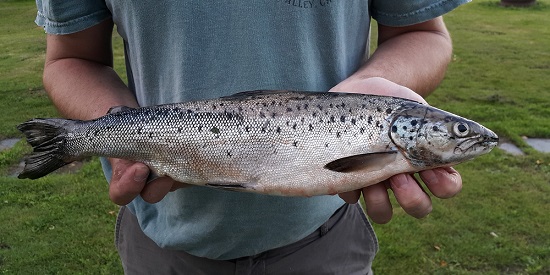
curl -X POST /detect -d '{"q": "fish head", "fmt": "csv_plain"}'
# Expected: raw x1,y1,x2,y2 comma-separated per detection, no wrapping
389,104,499,168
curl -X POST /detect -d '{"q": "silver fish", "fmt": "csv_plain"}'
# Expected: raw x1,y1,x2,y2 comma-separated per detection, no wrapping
17,90,498,196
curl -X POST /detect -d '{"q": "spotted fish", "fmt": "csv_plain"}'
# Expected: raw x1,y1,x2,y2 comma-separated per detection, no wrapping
17,90,498,196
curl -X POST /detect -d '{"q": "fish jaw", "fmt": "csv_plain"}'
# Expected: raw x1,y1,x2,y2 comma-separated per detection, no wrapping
389,103,499,169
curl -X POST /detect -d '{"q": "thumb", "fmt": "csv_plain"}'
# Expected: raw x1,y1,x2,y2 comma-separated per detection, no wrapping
109,159,149,205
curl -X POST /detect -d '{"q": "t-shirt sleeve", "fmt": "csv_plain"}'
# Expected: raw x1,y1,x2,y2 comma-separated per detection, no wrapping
370,0,470,27
35,0,111,34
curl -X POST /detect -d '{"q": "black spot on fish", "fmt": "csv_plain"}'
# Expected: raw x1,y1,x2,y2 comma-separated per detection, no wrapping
367,116,373,124
292,123,297,130
226,151,232,157
392,125,398,133
317,105,323,111
376,107,382,112
312,112,317,117
259,112,266,118
386,108,392,114
330,116,335,123
212,104,217,110
286,107,293,112
409,136,414,141
403,126,407,131
329,103,334,108
148,132,154,139
336,131,341,138
340,115,346,123
186,109,193,114
304,103,309,110
308,124,314,131
432,126,439,131
411,120,418,126
360,127,365,134
245,126,251,132
211,127,220,134
276,126,281,134
177,127,183,133
237,106,243,112
351,118,357,125
293,141,298,147
271,112,277,118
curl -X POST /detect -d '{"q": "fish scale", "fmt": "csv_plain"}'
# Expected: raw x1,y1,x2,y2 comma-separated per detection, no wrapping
17,90,498,196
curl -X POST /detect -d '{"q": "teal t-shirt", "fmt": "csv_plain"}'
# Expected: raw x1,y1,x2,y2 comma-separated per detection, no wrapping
35,0,468,260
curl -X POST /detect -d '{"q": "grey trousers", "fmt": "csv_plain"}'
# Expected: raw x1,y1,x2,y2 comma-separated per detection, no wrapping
115,203,378,275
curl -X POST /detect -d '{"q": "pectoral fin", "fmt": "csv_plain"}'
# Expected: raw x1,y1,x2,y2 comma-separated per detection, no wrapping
324,151,398,173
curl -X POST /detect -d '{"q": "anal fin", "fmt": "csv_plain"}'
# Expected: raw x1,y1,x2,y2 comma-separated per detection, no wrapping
206,182,254,192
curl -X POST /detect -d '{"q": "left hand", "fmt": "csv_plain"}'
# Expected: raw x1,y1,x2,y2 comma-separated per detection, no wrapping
329,77,463,224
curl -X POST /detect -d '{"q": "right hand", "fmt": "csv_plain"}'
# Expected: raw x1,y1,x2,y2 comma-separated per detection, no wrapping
108,158,189,205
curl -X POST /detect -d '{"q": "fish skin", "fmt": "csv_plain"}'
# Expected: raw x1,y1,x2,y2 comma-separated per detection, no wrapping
17,90,498,196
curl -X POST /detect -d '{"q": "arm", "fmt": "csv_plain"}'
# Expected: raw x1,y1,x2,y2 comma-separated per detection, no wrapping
43,19,181,205
331,17,462,223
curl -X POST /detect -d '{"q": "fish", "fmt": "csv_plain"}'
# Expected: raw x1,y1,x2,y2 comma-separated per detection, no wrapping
17,90,498,196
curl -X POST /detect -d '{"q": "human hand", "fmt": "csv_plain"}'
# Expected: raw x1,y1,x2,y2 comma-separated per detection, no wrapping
108,158,189,205
329,77,463,224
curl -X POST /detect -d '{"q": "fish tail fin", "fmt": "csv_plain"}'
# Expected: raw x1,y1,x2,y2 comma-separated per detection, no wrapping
17,118,77,179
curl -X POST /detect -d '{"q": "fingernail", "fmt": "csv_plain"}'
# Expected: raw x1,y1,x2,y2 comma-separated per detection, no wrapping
422,170,437,184
391,174,410,190
133,166,149,182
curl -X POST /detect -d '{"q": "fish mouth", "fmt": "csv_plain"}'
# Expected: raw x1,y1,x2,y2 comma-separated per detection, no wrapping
455,132,499,154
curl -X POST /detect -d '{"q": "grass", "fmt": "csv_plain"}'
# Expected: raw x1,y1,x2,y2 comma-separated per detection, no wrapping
1,0,549,274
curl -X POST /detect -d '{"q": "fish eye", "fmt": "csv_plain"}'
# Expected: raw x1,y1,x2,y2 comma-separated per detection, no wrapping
453,122,470,137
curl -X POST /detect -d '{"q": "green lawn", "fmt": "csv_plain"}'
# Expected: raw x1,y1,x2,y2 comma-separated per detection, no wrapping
1,0,549,274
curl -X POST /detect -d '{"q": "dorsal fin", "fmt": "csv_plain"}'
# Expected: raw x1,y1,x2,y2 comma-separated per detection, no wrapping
107,106,134,115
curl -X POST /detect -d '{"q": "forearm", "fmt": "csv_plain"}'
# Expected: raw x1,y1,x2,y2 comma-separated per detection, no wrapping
334,17,453,97
44,58,136,120
42,19,137,121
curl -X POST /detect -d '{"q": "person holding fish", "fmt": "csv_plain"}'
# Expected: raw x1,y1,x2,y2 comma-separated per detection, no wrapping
32,1,473,274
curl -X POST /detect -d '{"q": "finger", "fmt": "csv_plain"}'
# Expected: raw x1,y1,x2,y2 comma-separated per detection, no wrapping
330,77,428,104
141,177,178,204
389,173,432,219
109,160,149,206
419,167,462,199
362,182,393,224
338,190,361,204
